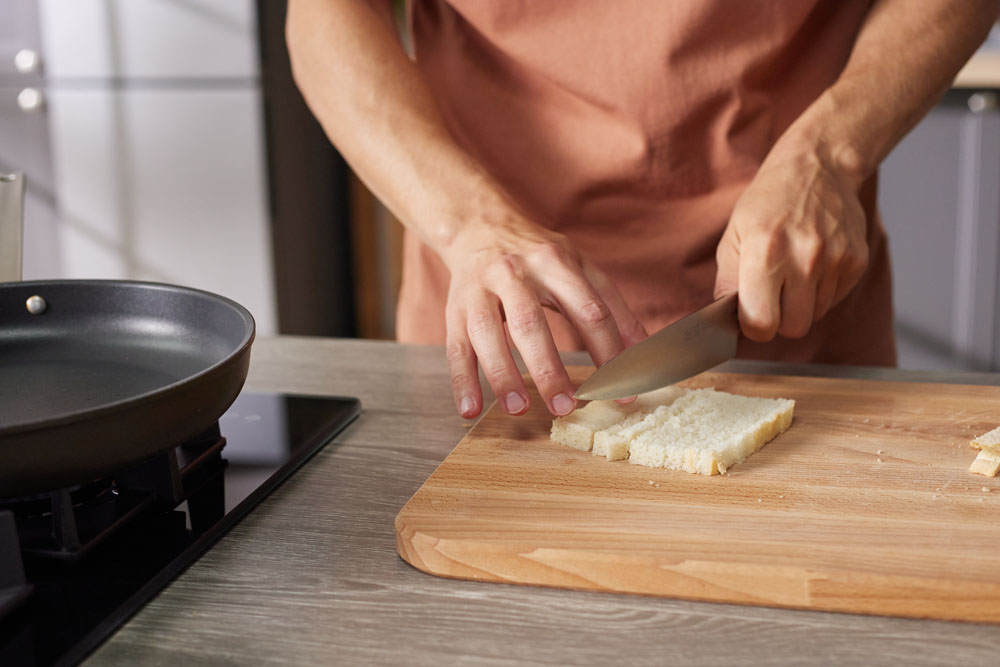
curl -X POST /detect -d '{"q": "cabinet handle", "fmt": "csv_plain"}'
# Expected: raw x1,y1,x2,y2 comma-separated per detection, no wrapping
17,88,45,113
14,48,42,74
968,91,998,114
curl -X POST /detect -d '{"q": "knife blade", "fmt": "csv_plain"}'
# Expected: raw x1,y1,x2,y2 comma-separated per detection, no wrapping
574,293,739,400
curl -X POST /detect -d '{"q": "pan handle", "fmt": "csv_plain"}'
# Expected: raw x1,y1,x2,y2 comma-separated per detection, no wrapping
0,172,25,284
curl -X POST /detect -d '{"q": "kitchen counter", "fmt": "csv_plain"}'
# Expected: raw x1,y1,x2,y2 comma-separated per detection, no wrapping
87,337,1000,667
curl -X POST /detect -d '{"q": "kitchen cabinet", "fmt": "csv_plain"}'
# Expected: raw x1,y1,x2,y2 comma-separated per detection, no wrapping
879,88,1000,372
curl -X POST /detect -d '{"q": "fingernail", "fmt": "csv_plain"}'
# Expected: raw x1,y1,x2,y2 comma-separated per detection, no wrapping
552,393,575,416
504,392,526,414
460,396,474,416
615,395,637,405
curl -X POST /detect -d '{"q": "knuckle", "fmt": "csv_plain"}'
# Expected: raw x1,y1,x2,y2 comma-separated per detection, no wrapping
490,255,525,283
445,340,472,365
762,232,789,263
825,242,847,268
621,319,646,344
466,310,497,339
740,312,777,342
577,299,613,327
534,241,573,265
507,305,546,334
850,245,870,273
804,254,823,282
480,359,510,381
531,364,564,388
449,370,476,392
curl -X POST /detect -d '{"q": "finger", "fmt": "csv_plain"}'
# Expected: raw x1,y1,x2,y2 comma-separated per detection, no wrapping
497,280,577,417
832,244,869,306
713,225,740,300
578,265,646,404
544,268,623,367
737,238,783,342
813,272,838,322
445,303,483,419
777,275,816,339
465,295,530,416
582,262,649,349
524,244,639,365
777,236,821,338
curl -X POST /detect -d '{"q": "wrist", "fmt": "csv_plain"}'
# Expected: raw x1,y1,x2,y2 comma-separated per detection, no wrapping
431,179,535,267
403,156,508,254
769,90,873,190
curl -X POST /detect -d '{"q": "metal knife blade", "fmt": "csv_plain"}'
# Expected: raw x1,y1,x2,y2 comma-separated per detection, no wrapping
574,293,739,400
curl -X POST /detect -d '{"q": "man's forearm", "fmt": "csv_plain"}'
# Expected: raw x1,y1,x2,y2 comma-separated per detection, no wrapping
775,0,999,183
286,0,508,253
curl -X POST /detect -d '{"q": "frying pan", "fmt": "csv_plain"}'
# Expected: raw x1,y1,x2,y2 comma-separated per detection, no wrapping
0,173,255,498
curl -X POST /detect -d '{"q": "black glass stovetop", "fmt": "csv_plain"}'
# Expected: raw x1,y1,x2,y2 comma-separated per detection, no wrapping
0,391,361,667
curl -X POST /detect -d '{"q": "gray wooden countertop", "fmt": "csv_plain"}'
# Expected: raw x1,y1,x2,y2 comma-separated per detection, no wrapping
87,337,1000,667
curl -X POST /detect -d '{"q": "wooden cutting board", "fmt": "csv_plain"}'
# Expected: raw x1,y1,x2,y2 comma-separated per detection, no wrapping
395,368,1000,623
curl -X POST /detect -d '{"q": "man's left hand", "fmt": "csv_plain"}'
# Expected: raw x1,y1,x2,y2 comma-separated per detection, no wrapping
714,146,870,342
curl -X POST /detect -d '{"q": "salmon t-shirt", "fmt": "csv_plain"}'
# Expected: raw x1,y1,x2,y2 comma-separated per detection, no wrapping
396,0,896,366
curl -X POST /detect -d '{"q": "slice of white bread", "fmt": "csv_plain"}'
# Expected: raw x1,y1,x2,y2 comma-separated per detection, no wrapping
971,425,1000,453
550,386,684,452
969,426,1000,477
969,449,1000,477
627,388,794,475
552,386,794,475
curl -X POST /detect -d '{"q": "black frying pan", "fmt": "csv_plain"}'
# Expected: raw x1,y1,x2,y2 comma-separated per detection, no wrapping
0,174,255,498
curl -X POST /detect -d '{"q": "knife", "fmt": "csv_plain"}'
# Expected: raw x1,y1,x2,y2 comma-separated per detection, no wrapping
574,293,739,400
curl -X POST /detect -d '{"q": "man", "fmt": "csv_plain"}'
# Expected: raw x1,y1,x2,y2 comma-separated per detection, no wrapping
287,0,998,419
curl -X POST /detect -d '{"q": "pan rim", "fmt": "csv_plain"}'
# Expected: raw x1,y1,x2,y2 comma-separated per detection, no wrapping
0,278,256,436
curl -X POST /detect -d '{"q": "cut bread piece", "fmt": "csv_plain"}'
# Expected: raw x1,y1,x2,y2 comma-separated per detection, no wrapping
628,388,794,475
550,386,684,453
550,400,632,451
970,425,1000,454
593,407,667,461
969,449,1000,477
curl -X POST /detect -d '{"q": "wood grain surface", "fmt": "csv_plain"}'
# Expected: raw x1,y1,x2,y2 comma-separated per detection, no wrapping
83,338,1000,667
397,367,1000,623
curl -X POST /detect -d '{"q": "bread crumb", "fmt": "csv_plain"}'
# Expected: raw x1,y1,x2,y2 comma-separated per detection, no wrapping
982,487,991,493
876,449,883,455
757,498,762,503
654,483,660,488
932,494,938,499
648,480,654,485
778,495,784,499
876,458,883,463
863,418,870,423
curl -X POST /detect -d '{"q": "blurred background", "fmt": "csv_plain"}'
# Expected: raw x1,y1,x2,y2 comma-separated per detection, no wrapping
1,0,999,371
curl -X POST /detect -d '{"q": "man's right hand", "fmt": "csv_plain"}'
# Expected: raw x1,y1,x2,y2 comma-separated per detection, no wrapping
440,209,647,419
